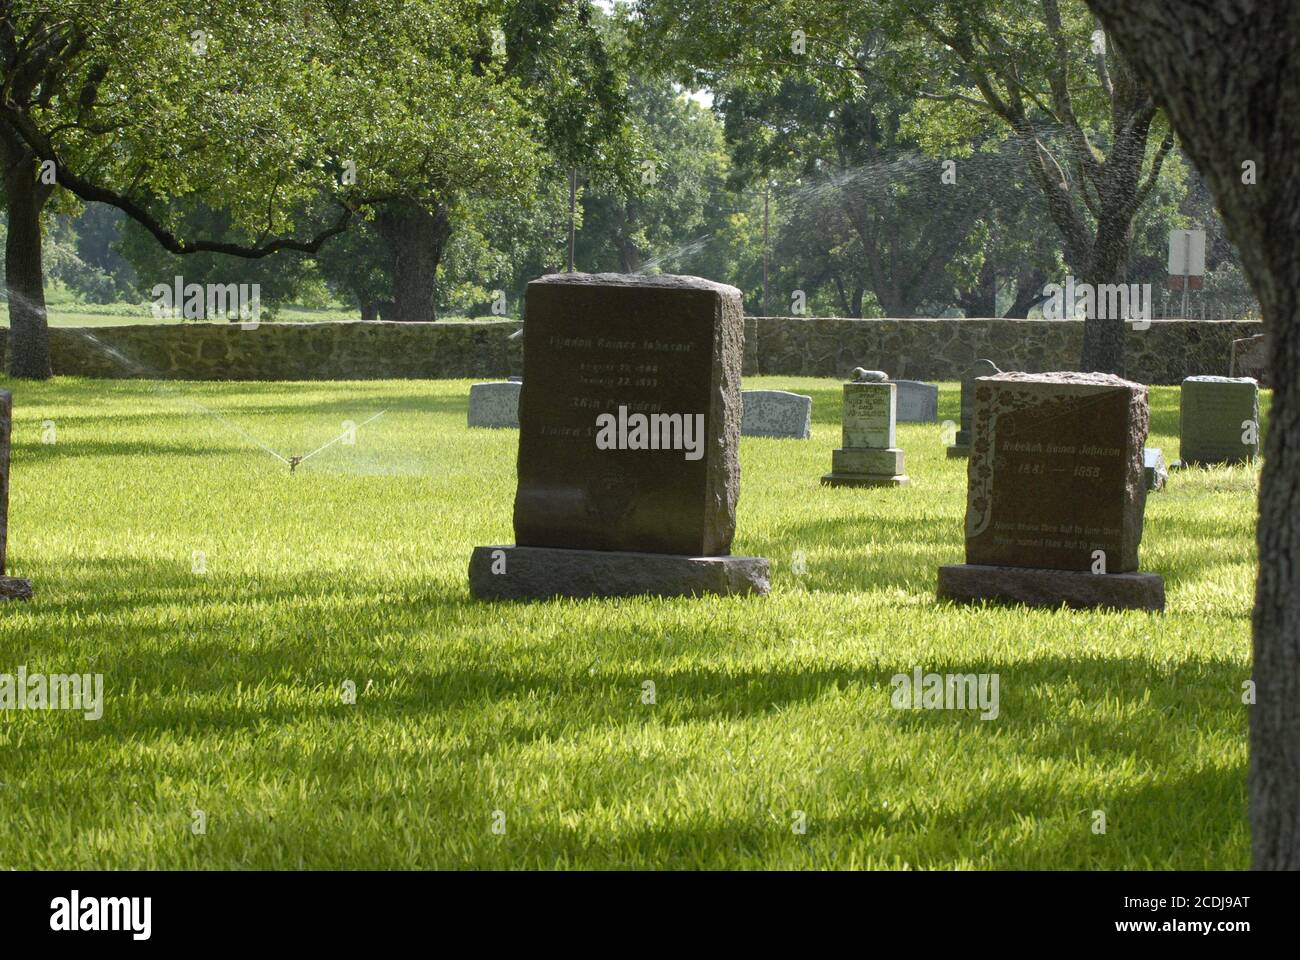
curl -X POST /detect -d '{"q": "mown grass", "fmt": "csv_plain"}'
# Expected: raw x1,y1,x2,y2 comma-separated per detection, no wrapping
0,375,1259,869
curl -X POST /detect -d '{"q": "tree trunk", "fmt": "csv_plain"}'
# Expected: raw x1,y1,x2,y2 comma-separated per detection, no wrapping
374,201,451,322
958,258,998,318
613,234,642,274
1,127,53,380
359,301,379,323
1084,0,1300,870
1078,271,1128,375
1005,267,1048,319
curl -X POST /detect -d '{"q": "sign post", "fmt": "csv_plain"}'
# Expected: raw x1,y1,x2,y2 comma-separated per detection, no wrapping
1168,228,1207,318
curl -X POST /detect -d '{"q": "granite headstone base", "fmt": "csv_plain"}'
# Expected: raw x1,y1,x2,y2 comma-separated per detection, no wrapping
0,576,32,601
468,545,770,600
937,564,1164,612
946,443,970,459
821,446,909,487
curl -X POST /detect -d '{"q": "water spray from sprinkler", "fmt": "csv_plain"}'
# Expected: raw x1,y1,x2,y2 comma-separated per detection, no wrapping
64,330,388,474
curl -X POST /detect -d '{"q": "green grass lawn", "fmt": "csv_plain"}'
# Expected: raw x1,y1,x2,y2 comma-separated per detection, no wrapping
0,375,1258,869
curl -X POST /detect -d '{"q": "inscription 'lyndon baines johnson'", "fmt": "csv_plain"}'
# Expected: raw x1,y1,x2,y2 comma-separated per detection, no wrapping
470,272,769,599
514,272,741,556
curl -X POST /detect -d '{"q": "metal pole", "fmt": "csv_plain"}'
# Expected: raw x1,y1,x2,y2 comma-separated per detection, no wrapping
763,182,770,315
568,167,577,273
1181,233,1190,318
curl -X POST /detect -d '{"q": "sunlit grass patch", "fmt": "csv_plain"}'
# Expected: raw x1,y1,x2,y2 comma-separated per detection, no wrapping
0,376,1255,869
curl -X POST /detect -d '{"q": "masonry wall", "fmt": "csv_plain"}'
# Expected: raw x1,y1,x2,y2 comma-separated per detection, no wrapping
745,317,1263,384
0,317,1262,384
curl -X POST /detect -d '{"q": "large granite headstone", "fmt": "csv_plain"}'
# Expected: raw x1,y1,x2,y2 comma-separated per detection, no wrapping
946,359,999,458
821,379,908,487
1,391,33,602
894,379,939,423
1178,376,1260,466
741,390,812,439
937,372,1163,611
470,273,769,599
467,381,521,428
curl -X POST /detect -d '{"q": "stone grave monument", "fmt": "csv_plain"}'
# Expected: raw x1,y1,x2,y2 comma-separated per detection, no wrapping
946,359,1000,458
1144,448,1167,492
820,370,909,487
1230,334,1267,387
1,390,33,601
469,273,770,599
1177,375,1260,466
740,390,812,439
937,371,1164,611
468,380,522,428
894,379,939,423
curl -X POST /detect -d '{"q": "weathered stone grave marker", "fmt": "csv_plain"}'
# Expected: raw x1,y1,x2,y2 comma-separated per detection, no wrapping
1230,334,1267,386
946,359,1000,458
894,379,939,423
740,390,812,439
1,391,33,601
821,370,908,487
467,381,521,428
937,371,1164,611
1177,375,1259,466
469,273,769,599
1144,448,1167,492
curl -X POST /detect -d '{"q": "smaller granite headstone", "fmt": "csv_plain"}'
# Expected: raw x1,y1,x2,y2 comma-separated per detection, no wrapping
1230,335,1267,387
467,381,521,429
1144,448,1167,492
1178,375,1259,466
937,371,1163,611
741,390,812,439
946,359,1000,458
1,390,33,602
894,379,939,423
821,379,908,487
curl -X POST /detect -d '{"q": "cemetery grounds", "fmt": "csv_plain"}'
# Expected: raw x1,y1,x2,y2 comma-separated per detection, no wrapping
0,375,1258,869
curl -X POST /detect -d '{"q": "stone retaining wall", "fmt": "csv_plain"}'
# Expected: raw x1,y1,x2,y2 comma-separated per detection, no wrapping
0,316,1262,384
746,316,1263,384
3,321,524,381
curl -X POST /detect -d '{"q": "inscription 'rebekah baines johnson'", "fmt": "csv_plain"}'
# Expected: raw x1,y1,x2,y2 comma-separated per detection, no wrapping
965,371,1149,573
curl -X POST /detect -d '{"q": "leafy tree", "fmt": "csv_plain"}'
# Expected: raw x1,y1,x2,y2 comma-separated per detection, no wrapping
114,203,318,320
307,1,633,324
636,0,1179,373
0,0,539,376
576,74,730,275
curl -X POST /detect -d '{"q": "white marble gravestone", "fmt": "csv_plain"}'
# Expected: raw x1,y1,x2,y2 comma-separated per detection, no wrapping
822,380,908,487
740,390,812,439
467,381,522,429
894,379,939,423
